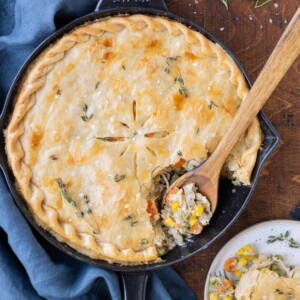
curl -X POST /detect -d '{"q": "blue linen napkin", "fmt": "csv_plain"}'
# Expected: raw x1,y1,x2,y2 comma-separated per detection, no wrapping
0,1,198,299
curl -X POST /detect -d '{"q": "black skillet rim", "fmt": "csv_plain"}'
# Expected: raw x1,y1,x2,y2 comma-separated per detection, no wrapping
0,7,280,273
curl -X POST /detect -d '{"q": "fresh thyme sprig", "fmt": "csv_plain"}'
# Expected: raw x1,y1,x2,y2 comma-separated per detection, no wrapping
255,0,274,8
267,231,300,248
219,0,274,9
81,104,93,122
55,178,77,207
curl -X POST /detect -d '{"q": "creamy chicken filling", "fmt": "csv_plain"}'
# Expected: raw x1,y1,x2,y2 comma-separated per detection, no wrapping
147,158,213,256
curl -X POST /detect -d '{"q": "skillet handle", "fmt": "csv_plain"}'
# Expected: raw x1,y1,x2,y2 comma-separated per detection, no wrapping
96,0,168,11
121,272,149,300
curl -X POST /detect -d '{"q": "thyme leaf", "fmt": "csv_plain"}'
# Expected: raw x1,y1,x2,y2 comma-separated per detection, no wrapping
86,208,93,215
81,104,93,122
177,150,183,156
196,128,199,135
49,155,58,160
122,64,126,70
95,81,100,89
56,89,61,96
141,238,148,245
179,86,189,98
131,221,138,227
114,174,126,182
124,214,134,221
93,230,99,234
289,238,300,249
219,0,228,9
55,178,77,207
164,56,180,74
208,101,218,110
83,194,90,204
174,76,184,85
75,211,83,218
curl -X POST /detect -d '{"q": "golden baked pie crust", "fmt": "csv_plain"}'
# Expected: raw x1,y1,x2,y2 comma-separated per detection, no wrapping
5,15,262,264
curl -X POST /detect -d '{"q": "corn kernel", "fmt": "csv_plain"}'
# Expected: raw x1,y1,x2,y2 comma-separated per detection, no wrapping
164,217,175,227
195,205,205,216
239,257,248,266
223,297,233,300
209,293,218,300
189,216,198,227
171,201,180,211
243,244,252,251
237,248,244,256
234,270,242,277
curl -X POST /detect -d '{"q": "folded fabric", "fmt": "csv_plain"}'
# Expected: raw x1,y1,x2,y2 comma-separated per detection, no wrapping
0,1,198,299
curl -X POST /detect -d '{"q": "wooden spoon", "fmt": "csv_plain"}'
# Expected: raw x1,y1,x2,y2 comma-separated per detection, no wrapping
165,7,300,213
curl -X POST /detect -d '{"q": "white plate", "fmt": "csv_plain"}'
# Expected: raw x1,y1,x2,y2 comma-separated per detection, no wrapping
204,220,300,299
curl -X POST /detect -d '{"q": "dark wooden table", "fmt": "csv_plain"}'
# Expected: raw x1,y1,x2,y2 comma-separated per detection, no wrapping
165,0,300,298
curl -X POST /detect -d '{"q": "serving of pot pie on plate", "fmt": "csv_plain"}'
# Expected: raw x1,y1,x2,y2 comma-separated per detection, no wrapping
5,15,262,264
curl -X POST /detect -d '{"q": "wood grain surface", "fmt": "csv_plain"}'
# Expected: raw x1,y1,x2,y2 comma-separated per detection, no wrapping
165,1,300,298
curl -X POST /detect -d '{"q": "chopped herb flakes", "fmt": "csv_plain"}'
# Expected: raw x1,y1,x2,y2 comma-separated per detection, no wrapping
93,230,99,234
177,150,182,156
196,128,199,135
86,208,93,215
49,155,58,160
114,174,126,182
179,86,189,98
55,178,77,207
122,65,125,70
95,82,100,89
141,239,148,245
208,100,218,110
131,221,138,227
81,104,93,122
124,214,134,221
267,231,300,248
56,89,61,96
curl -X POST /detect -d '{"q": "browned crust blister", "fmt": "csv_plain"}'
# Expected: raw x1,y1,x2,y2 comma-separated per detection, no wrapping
5,15,262,264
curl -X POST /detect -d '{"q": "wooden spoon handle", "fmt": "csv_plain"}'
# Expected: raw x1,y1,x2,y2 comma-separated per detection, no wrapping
205,7,300,178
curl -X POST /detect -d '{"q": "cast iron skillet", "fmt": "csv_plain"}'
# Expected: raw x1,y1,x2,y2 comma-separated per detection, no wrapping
0,0,280,299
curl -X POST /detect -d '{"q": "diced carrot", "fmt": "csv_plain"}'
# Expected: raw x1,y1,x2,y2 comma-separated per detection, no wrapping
189,223,203,235
147,200,158,220
170,158,186,168
145,132,155,137
176,224,182,229
165,187,179,206
224,257,238,273
217,279,233,292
